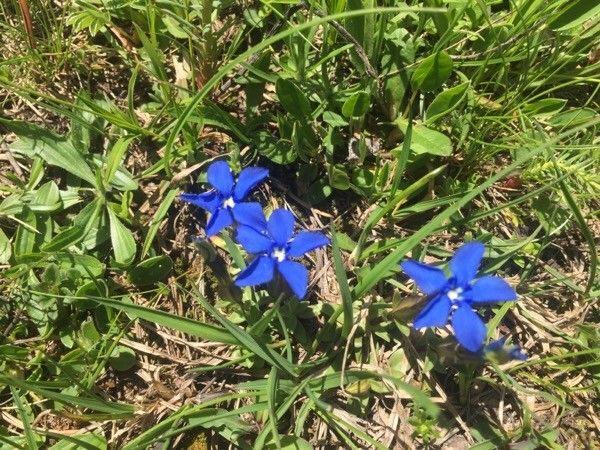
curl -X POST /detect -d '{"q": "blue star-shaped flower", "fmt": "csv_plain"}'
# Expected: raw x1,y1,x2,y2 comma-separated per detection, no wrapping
400,241,518,352
233,208,329,299
179,161,268,236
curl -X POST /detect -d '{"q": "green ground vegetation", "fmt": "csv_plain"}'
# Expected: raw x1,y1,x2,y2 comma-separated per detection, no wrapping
0,0,599,448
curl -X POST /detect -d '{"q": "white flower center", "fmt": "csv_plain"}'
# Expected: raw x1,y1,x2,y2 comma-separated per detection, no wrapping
222,197,235,208
447,287,463,302
271,247,286,262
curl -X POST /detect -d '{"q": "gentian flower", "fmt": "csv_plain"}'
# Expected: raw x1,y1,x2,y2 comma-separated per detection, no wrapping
234,208,329,299
400,241,517,352
482,338,527,362
179,161,268,236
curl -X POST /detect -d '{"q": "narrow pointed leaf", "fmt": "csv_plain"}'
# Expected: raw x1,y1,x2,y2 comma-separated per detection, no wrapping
73,295,236,345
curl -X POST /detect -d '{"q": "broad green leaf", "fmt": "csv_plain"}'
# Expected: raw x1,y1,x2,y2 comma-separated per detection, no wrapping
276,78,312,120
549,108,597,129
162,15,188,39
128,255,173,286
52,253,105,278
0,344,29,361
329,164,351,190
0,194,24,216
322,111,348,127
104,137,133,186
28,157,45,189
14,209,37,261
30,181,61,213
342,91,370,118
41,225,86,252
383,72,408,120
73,199,107,251
411,51,453,92
92,155,137,191
76,317,100,351
388,348,409,378
523,98,567,118
107,208,136,266
77,295,237,345
68,102,95,152
42,263,60,284
256,133,298,164
59,189,82,209
109,346,137,371
74,280,110,305
396,118,452,156
109,166,137,191
425,82,469,123
4,119,96,186
306,178,332,204
0,228,11,263
549,0,600,31
48,433,107,450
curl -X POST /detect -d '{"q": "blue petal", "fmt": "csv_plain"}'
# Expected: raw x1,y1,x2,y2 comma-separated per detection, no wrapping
236,225,273,254
205,207,233,236
207,161,234,195
483,338,527,361
232,202,267,230
267,209,295,246
469,276,517,303
179,191,221,213
287,231,329,257
509,347,528,361
449,241,485,286
484,338,506,352
278,259,309,299
400,260,448,295
235,255,275,287
451,303,486,352
233,167,269,202
413,295,451,328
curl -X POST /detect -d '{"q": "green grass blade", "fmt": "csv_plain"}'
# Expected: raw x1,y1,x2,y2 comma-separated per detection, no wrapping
10,387,38,449
141,187,178,258
554,161,598,295
190,287,297,376
354,118,600,298
0,375,134,416
67,293,237,344
162,6,444,177
331,225,354,339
